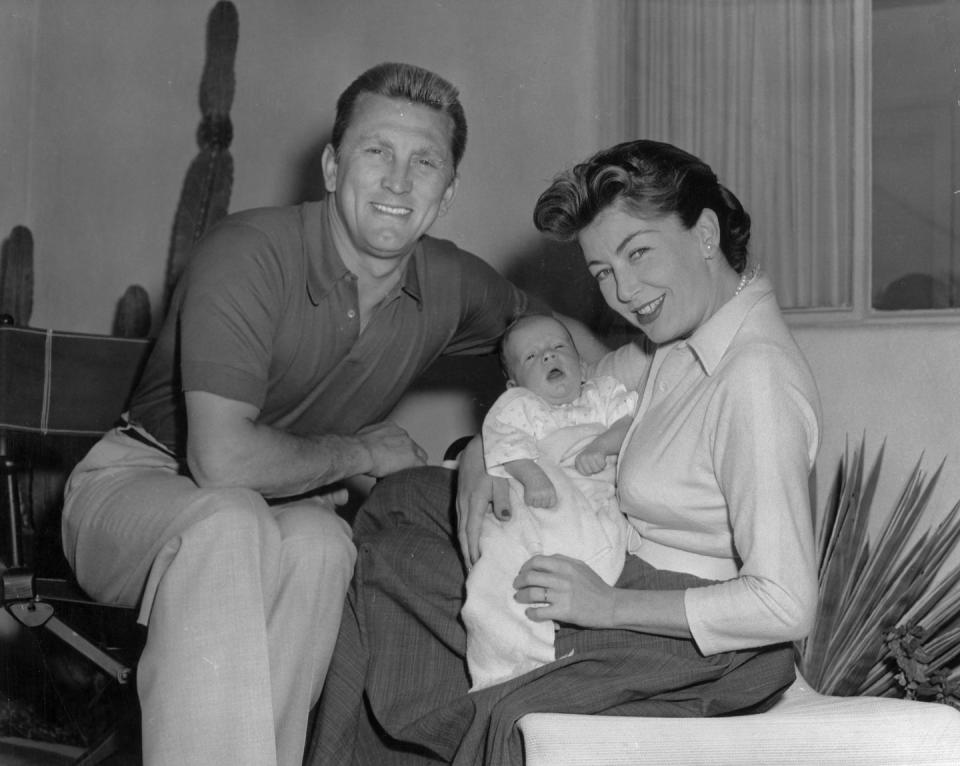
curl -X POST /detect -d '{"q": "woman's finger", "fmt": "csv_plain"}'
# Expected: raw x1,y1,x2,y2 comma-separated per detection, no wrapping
491,475,512,521
454,435,487,566
517,553,575,579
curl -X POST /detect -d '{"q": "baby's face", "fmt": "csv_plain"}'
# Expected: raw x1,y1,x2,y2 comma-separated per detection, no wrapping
504,316,583,405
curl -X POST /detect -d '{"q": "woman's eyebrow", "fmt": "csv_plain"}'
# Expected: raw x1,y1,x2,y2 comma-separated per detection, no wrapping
586,228,655,265
616,228,655,254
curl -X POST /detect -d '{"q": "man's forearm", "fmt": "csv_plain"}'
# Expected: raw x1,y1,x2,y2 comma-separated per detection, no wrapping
184,390,424,497
188,419,374,497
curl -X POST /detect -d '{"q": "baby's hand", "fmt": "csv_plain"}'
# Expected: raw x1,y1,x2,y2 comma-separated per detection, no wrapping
575,448,608,475
524,475,557,508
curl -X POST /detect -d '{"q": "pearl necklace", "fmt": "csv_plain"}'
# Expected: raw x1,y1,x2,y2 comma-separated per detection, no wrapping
735,265,759,296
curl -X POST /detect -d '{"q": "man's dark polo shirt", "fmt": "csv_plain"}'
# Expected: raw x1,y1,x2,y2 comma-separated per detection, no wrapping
130,201,542,456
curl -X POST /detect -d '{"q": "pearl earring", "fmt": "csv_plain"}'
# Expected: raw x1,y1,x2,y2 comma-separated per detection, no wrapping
704,243,714,260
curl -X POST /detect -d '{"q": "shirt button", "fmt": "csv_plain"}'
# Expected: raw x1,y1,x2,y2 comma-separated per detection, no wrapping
347,309,357,319
658,382,667,392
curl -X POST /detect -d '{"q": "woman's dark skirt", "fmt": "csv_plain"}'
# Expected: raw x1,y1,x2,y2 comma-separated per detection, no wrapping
306,467,795,766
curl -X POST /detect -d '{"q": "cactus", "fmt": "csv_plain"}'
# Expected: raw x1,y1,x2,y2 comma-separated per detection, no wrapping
112,284,152,338
0,225,34,326
163,0,238,312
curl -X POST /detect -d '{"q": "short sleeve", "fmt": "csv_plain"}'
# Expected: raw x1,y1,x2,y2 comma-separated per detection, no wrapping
482,388,550,470
178,220,284,408
442,248,551,356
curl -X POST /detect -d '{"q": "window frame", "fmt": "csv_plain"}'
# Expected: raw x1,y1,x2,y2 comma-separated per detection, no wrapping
784,0,960,327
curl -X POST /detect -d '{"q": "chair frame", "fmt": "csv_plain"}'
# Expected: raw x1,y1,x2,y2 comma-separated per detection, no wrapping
0,320,151,763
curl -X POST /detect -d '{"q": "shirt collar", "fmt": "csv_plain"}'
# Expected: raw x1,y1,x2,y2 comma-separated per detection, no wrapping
305,201,348,306
304,199,424,307
685,272,774,375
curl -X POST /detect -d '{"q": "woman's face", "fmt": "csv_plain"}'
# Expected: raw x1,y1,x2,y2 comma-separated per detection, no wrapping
579,204,724,344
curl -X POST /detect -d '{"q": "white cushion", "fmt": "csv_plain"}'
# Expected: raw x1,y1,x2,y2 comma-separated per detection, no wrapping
518,674,960,765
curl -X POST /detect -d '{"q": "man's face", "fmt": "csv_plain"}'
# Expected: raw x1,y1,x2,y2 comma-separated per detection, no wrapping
322,93,459,265
504,316,584,406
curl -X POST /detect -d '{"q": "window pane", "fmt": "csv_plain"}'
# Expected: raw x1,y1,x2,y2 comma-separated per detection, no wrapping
872,0,960,310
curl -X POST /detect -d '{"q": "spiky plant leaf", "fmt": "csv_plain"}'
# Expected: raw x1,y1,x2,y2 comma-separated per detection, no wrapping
112,284,152,338
199,1,238,117
803,438,878,688
164,1,238,311
800,434,960,707
166,149,234,301
0,225,34,326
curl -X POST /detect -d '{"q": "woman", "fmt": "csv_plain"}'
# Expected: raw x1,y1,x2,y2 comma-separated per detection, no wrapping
308,140,821,766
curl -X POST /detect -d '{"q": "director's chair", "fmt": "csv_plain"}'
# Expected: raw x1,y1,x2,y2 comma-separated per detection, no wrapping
1,318,152,763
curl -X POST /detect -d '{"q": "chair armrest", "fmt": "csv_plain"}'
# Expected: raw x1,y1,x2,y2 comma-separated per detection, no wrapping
519,684,960,766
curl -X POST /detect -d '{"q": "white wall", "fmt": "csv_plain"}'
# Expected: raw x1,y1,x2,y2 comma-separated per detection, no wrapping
3,0,960,536
391,324,960,539
794,323,960,530
2,0,604,335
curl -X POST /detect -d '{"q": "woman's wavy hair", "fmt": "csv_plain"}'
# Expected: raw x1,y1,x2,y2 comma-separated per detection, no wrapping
533,139,751,273
331,62,467,171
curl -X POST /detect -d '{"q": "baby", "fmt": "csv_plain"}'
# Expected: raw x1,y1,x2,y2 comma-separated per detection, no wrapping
461,314,637,690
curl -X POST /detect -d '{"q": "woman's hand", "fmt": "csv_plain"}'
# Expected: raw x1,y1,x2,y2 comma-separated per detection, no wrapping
455,434,512,567
513,554,616,628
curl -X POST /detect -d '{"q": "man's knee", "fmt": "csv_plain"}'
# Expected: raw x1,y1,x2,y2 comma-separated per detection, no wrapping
188,487,274,539
271,498,357,583
355,466,457,540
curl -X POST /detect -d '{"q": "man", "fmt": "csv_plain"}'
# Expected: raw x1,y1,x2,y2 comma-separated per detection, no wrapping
61,62,605,766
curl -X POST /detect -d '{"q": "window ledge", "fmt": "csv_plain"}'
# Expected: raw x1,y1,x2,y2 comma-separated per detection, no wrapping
785,306,960,327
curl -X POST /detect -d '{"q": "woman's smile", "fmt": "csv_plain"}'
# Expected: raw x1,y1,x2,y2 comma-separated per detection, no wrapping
630,294,665,323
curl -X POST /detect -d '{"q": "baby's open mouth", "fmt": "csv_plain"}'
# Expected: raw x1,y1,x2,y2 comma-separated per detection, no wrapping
546,367,564,380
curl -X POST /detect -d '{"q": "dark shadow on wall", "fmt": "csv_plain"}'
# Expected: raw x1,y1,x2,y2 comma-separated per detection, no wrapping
504,238,607,330
873,272,955,311
504,236,643,348
407,238,644,426
287,135,332,204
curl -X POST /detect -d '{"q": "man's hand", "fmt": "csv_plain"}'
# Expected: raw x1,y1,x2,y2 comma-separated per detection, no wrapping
455,435,511,567
317,484,350,508
185,391,426,497
356,421,428,477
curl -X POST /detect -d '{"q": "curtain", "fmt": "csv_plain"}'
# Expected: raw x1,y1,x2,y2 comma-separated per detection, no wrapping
606,0,859,309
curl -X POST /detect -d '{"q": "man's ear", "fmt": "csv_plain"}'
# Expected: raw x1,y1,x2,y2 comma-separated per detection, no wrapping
438,173,459,217
321,144,339,194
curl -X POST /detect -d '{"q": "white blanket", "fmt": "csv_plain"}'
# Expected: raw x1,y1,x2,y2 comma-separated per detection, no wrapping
462,423,627,690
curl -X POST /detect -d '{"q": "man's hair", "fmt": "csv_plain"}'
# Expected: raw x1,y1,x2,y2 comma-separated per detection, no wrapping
331,62,468,170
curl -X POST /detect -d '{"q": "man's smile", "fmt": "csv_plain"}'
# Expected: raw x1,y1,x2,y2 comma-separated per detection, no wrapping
371,202,412,217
